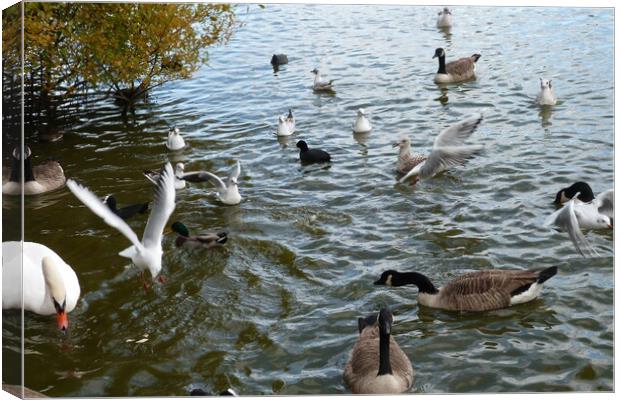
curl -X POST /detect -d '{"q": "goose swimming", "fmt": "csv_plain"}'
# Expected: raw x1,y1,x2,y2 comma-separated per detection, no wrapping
374,267,558,311
436,7,453,28
201,160,242,205
433,48,480,84
352,108,372,134
397,114,483,184
67,162,176,286
2,146,66,195
166,126,186,151
277,109,296,136
343,308,414,394
104,195,149,220
311,68,335,91
536,78,557,106
2,241,80,331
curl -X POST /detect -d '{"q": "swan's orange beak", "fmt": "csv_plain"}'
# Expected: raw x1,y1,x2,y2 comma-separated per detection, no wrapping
57,311,68,332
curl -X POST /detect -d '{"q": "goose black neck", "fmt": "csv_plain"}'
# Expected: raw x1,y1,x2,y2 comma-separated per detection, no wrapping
437,54,446,74
377,329,392,376
23,156,36,182
9,155,21,183
394,272,438,294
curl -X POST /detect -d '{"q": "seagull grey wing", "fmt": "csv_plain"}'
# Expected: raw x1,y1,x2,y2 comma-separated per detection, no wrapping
545,201,596,257
434,114,483,148
201,171,227,191
596,189,614,219
142,162,176,248
66,179,143,250
143,170,160,185
418,145,483,180
226,160,241,186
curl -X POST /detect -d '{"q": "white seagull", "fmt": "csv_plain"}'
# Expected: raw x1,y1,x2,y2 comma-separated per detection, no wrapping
2,241,80,331
398,114,484,184
545,190,613,257
352,108,372,134
166,126,186,151
311,68,335,91
536,78,558,106
436,7,453,28
277,109,296,136
201,160,242,205
67,162,176,286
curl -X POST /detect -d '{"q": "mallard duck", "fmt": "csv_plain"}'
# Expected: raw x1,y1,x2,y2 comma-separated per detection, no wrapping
398,114,483,183
2,146,66,195
2,241,80,331
171,221,227,248
343,308,414,394
374,267,558,311
67,162,176,287
433,48,480,84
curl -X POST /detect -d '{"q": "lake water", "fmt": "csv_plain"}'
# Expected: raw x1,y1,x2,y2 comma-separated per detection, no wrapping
2,4,614,396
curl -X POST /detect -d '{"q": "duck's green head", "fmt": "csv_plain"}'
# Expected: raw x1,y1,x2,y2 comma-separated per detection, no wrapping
171,221,190,237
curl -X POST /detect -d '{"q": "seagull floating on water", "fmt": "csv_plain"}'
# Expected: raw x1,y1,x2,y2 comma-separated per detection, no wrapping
67,162,176,287
436,7,453,28
311,68,335,91
201,160,242,205
536,78,558,106
277,109,296,136
166,126,186,151
352,108,372,134
545,184,613,257
397,114,483,184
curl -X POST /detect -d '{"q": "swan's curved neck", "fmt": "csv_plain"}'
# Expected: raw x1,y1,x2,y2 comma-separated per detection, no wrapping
378,329,392,376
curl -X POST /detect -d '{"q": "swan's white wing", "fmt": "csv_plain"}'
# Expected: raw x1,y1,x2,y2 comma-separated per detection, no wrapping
433,114,483,148
595,189,613,219
418,145,483,180
142,162,176,249
201,171,227,191
66,179,143,250
544,200,596,257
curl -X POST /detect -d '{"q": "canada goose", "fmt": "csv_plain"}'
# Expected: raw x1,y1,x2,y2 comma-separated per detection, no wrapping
2,241,80,331
200,160,242,205
436,7,452,28
397,114,483,183
166,126,186,151
67,162,176,287
352,108,372,134
2,146,66,195
393,137,427,175
545,189,613,257
296,140,331,163
171,221,228,248
374,267,558,311
433,48,480,84
104,195,149,220
536,78,558,106
311,68,335,91
144,162,187,190
277,109,296,136
343,308,414,394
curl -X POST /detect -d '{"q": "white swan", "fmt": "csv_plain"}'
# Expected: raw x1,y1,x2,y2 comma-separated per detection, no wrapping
67,162,176,285
352,109,372,134
2,241,80,331
277,109,296,136
536,78,558,106
166,126,186,151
